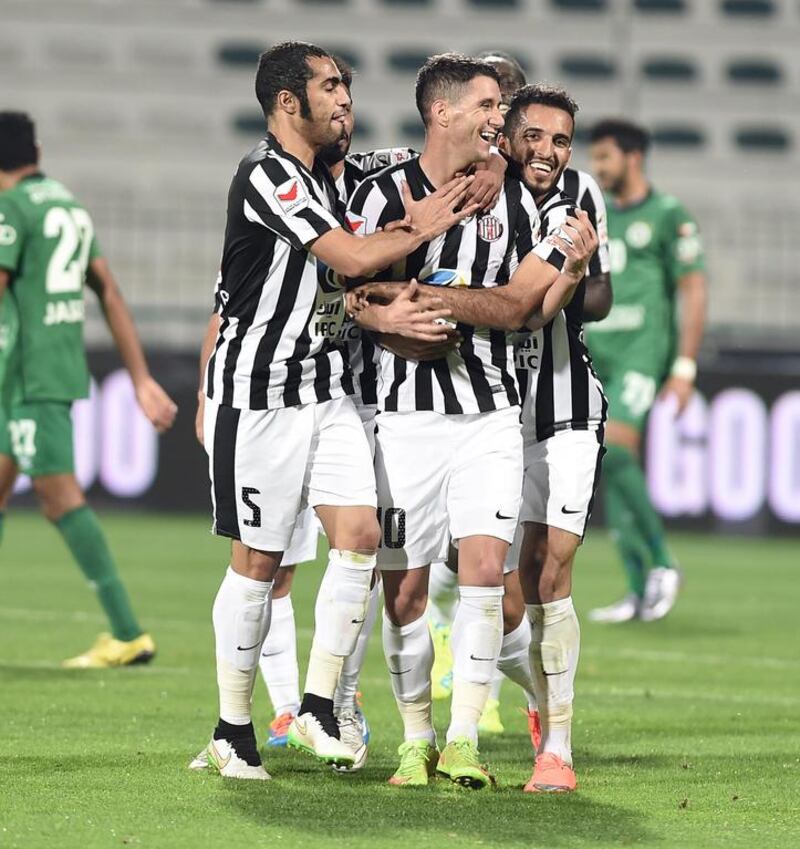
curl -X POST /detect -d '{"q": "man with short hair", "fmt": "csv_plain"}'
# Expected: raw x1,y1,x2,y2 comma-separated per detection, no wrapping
0,110,177,667
192,41,476,780
348,54,596,789
586,119,707,623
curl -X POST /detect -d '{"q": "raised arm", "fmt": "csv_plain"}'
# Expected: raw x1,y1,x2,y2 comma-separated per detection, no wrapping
86,257,177,432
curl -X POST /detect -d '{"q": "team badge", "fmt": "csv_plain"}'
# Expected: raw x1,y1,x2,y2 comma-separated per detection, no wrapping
273,178,309,215
345,212,367,234
626,221,652,248
0,214,17,247
477,214,504,242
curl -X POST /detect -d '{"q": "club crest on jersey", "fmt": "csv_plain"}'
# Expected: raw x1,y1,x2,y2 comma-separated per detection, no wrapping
0,214,17,246
273,178,309,215
345,212,367,234
626,221,652,248
477,214,504,243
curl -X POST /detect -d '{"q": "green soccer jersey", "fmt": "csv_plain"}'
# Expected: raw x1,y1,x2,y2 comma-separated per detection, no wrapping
0,173,101,403
0,293,19,406
584,188,705,379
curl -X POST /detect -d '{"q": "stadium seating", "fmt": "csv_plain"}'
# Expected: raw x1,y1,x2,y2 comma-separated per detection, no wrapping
6,0,799,344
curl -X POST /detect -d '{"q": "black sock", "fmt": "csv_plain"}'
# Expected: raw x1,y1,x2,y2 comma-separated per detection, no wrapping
299,693,339,738
213,720,261,766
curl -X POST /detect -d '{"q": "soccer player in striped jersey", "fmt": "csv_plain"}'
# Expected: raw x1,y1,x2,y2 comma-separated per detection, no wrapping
192,41,478,780
585,120,707,624
346,54,596,789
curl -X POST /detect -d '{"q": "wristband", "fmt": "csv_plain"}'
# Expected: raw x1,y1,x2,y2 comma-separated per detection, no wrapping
671,356,697,382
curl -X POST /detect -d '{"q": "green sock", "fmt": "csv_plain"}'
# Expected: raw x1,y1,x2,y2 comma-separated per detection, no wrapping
0,511,4,545
603,444,675,569
55,505,143,642
603,478,649,598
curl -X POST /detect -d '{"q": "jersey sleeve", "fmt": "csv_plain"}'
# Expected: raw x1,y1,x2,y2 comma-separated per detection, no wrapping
347,148,417,177
666,199,706,281
507,183,540,277
343,177,400,288
244,159,341,251
580,174,610,277
0,197,27,274
532,194,577,272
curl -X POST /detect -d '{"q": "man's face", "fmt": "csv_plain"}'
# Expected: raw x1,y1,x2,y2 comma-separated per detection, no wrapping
589,137,628,194
318,94,354,165
504,103,573,198
301,56,352,149
446,75,504,164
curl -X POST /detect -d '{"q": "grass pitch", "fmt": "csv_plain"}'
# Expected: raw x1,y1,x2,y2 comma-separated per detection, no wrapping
1,511,798,849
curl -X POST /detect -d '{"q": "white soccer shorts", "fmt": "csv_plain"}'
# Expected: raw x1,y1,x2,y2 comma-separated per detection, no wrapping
374,407,523,570
520,428,604,539
204,394,376,552
279,402,378,567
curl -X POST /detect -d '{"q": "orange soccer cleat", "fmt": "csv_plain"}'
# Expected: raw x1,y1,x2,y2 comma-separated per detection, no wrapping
526,708,542,753
524,752,577,793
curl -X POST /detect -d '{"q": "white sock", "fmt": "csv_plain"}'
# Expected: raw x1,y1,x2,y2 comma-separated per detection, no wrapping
498,617,537,710
335,577,380,712
527,597,580,764
447,585,504,744
258,594,300,717
382,610,435,744
428,559,458,628
488,669,503,702
304,549,376,700
212,566,273,725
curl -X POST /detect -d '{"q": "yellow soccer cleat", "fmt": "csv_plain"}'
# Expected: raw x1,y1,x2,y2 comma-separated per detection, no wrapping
388,740,439,787
62,632,156,669
478,698,505,735
437,737,495,789
430,623,453,700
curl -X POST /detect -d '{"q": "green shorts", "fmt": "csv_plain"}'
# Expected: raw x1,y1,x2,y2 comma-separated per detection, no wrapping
0,402,10,458
8,400,74,477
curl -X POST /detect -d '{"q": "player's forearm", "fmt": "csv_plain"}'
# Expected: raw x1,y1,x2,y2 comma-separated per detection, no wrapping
581,273,613,322
345,229,425,279
417,284,533,331
525,272,583,331
99,287,152,386
199,314,222,391
676,272,707,361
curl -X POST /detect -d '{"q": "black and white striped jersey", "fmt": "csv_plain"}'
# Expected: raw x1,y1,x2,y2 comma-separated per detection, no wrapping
205,133,349,411
515,187,607,442
346,156,564,415
336,148,416,210
557,167,610,279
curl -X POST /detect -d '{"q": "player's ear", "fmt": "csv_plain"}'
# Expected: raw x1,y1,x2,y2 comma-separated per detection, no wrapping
430,99,449,129
277,89,299,116
498,132,509,155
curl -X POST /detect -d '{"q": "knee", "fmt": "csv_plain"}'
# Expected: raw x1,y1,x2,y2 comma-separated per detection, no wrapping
502,588,526,633
272,565,295,598
33,478,84,522
383,581,427,626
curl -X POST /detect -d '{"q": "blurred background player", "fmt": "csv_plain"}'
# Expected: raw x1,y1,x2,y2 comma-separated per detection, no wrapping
0,111,178,667
428,51,611,742
585,119,707,624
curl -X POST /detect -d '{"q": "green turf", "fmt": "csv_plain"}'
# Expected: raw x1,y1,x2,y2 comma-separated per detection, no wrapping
1,511,798,848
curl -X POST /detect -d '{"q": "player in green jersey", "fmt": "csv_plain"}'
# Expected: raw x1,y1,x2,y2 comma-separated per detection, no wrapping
584,119,707,623
0,111,178,665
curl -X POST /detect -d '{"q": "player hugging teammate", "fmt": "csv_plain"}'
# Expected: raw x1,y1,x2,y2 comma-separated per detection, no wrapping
192,41,605,793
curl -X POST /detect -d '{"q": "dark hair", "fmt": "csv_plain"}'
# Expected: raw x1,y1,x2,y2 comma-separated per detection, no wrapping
255,41,330,119
589,118,650,154
0,111,37,170
476,50,527,93
330,53,353,92
415,53,500,126
504,83,579,140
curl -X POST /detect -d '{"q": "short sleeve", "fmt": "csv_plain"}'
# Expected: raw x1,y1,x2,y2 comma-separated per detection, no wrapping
580,175,610,276
666,200,706,280
0,197,26,274
343,177,400,288
532,195,577,272
244,159,341,251
347,148,417,176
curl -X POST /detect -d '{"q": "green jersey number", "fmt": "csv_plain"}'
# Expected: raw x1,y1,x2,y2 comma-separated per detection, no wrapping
608,238,627,275
44,207,94,294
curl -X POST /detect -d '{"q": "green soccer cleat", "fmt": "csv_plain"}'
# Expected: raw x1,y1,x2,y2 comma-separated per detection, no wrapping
478,698,505,735
430,623,453,700
388,740,439,786
437,737,494,789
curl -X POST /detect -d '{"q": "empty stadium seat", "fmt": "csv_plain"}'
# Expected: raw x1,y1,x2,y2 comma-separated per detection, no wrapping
559,55,617,79
388,49,434,72
218,43,262,68
634,0,686,12
735,127,791,150
727,59,782,84
652,125,706,147
551,0,608,11
720,0,775,16
641,57,698,81
467,0,520,9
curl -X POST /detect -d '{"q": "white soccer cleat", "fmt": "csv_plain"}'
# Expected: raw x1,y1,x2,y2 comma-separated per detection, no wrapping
287,712,355,767
588,594,641,624
189,738,271,780
640,567,683,622
332,708,368,773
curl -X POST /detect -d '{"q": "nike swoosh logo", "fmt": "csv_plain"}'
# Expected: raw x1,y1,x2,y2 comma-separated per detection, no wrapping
209,741,231,770
237,642,261,651
389,668,412,675
294,719,307,735
561,506,581,515
351,618,365,625
543,670,567,677
495,511,514,520
470,654,494,662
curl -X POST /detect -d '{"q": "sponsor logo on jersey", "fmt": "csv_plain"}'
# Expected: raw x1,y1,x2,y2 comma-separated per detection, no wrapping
43,298,85,326
626,221,652,248
345,212,367,234
273,178,309,215
477,214,504,242
0,214,17,246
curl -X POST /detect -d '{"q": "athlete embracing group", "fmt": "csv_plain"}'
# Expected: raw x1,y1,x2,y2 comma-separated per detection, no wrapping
187,40,614,794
